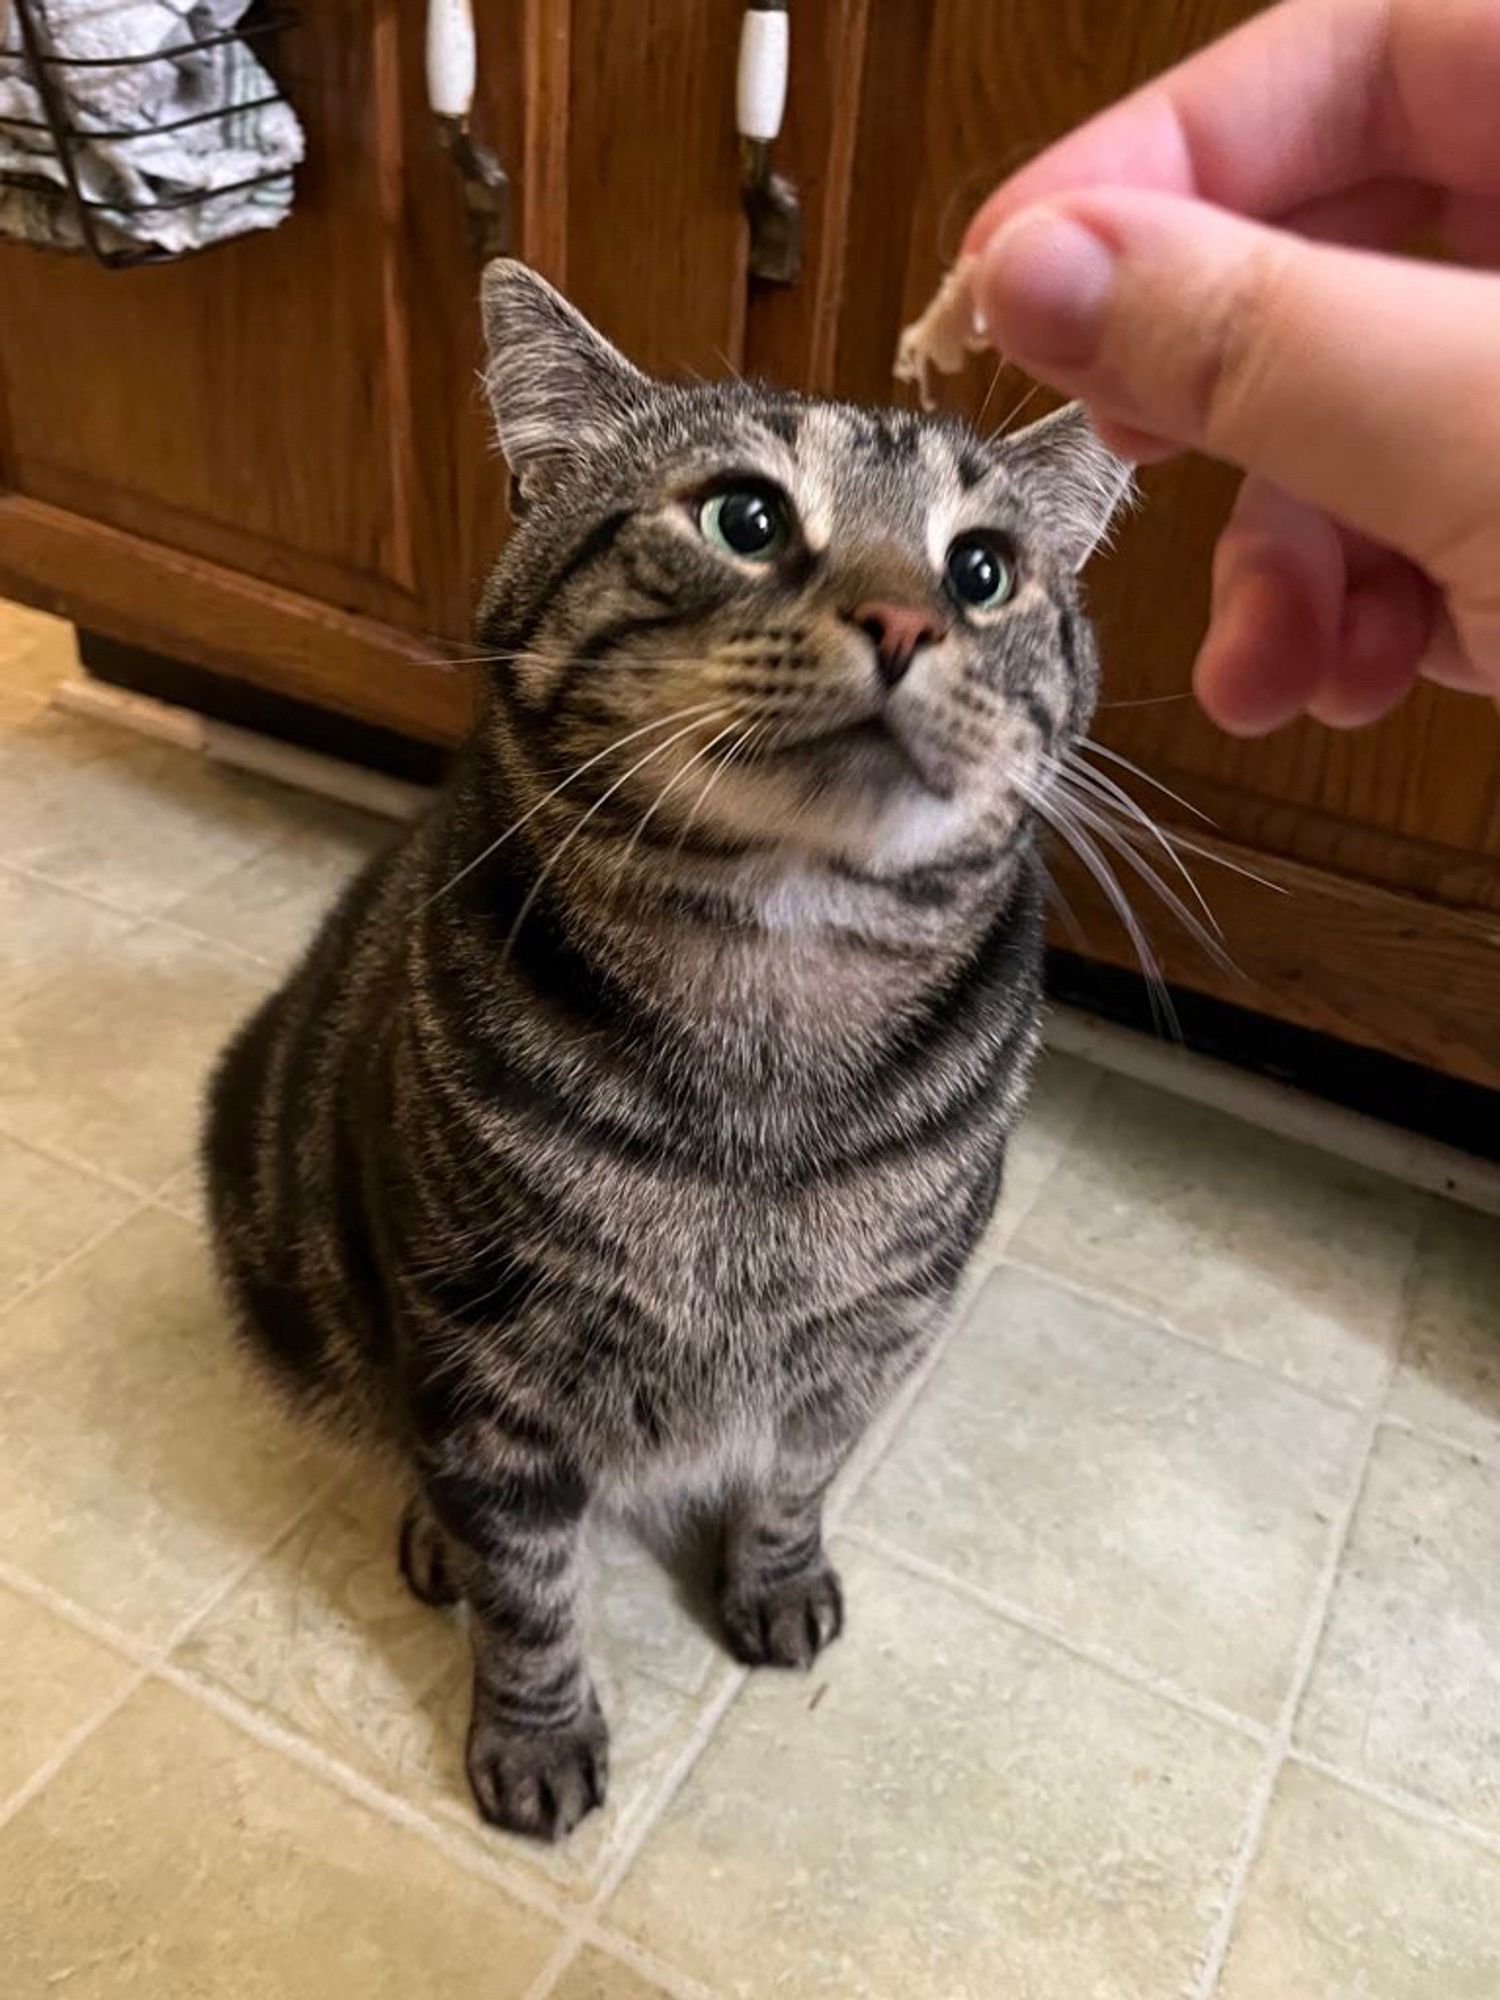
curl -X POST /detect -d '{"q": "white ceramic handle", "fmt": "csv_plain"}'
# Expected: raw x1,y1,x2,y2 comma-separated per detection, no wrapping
427,0,477,120
737,6,789,144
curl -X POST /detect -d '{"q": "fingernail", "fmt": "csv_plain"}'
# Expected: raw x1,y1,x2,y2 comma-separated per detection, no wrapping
978,208,1116,370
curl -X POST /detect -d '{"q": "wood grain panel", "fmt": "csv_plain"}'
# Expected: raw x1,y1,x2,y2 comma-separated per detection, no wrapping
0,495,473,742
1048,828,1500,1091
0,3,419,611
564,0,746,376
740,0,871,394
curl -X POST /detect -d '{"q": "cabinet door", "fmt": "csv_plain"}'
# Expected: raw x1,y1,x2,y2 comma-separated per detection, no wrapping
747,0,1500,1087
0,0,748,741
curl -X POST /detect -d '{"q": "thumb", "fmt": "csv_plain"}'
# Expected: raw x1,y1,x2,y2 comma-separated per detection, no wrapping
972,191,1500,584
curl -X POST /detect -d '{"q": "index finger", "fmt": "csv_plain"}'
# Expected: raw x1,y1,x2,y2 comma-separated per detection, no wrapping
960,0,1500,255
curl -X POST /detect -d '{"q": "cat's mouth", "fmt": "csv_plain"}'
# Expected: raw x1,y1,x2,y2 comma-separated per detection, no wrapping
758,713,954,800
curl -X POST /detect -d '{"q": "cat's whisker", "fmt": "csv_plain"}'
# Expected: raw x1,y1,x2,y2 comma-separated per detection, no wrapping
1038,856,1089,951
1053,760,1223,940
1094,690,1192,710
1020,775,1182,1040
974,356,1007,432
671,718,768,860
1047,780,1239,977
996,379,1044,434
410,646,739,672
609,713,751,896
1073,738,1214,825
1064,751,1285,895
500,710,733,964
418,701,724,912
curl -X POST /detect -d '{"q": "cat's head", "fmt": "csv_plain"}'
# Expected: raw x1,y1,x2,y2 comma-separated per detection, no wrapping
475,260,1128,882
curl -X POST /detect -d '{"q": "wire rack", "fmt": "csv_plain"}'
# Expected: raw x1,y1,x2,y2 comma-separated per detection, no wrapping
0,0,298,268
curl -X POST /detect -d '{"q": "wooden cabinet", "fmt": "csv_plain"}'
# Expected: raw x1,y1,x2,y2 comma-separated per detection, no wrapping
1,1,1496,1089
0,0,747,740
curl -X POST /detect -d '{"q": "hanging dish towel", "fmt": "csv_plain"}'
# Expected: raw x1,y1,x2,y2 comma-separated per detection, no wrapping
0,0,303,255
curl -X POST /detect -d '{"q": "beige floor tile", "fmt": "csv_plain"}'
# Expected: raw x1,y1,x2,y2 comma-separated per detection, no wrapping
0,868,137,1015
1012,1077,1422,1402
0,1586,134,1806
0,1209,325,1645
0,919,269,1187
1387,1203,1500,1456
608,1540,1261,2000
0,1134,136,1310
1297,1426,1500,1836
1218,1763,1500,2000
155,1157,204,1223
0,1678,559,1998
0,711,296,917
167,793,390,969
852,1267,1359,1724
552,1945,675,2000
178,1478,732,1901
0,600,77,703
976,1051,1103,1256
0,686,43,728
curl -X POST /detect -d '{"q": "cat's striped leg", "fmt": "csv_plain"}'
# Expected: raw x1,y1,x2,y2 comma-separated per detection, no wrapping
419,1443,606,1841
720,1444,846,1672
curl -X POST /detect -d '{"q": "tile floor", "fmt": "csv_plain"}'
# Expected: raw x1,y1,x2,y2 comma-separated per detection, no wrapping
1,600,1498,1997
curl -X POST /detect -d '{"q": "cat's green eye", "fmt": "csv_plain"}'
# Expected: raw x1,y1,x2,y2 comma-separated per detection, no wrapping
698,484,792,563
945,533,1016,611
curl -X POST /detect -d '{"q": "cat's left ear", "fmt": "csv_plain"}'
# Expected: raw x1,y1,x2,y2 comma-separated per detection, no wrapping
480,259,647,494
1003,402,1135,572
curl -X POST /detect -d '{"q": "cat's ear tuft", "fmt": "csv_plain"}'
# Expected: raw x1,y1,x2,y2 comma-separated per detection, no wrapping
480,259,647,489
1003,402,1135,571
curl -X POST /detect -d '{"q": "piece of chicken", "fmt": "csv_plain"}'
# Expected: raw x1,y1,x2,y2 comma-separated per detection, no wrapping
893,256,987,408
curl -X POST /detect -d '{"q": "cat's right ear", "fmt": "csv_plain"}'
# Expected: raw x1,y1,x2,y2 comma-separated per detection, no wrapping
480,259,646,495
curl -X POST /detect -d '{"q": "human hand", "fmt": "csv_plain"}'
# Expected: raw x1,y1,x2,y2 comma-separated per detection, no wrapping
957,0,1500,733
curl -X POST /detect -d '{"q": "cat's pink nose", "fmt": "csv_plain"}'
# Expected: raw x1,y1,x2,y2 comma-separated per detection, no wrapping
851,600,950,689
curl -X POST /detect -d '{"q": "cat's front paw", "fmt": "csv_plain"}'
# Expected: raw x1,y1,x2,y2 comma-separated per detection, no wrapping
465,1692,609,1842
721,1561,844,1670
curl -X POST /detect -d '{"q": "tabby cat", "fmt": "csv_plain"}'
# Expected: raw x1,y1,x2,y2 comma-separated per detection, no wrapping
203,260,1128,1842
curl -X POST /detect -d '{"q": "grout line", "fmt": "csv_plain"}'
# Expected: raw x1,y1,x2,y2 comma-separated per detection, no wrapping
0,1115,156,1207
521,1665,755,1999
0,857,287,978
583,1665,748,1918
576,1920,724,2000
0,1188,155,1325
839,1528,1270,1747
1000,1250,1376,1418
156,1464,350,1659
1377,1410,1500,1474
824,1259,1006,1530
825,1326,956,1528
0,1661,154,1836
0,854,150,928
146,910,284,973
0,1465,346,1838
1183,1349,1396,1997
0,853,237,944
518,1928,588,2000
1286,1749,1500,1863
0,1559,155,1665
153,1661,570,1933
956,1052,1108,1282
